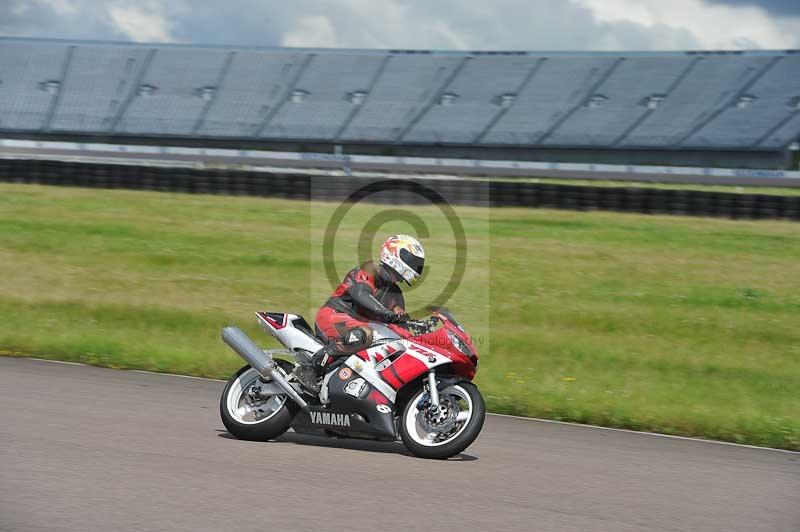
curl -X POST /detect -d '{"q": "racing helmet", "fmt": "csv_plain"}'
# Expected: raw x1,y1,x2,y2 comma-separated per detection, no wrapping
379,234,425,285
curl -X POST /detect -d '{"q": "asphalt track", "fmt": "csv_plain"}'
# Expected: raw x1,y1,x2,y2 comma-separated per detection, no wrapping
1,357,797,532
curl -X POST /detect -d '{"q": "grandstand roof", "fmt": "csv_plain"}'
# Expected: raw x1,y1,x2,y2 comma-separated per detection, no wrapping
1,37,799,150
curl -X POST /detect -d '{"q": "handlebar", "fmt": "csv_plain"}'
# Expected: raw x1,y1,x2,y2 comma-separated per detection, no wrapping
399,316,440,334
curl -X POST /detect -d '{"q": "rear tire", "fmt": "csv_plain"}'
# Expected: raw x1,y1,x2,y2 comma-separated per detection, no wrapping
399,381,485,459
220,361,299,441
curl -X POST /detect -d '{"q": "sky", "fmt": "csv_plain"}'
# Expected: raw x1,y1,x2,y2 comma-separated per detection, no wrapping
1,0,799,51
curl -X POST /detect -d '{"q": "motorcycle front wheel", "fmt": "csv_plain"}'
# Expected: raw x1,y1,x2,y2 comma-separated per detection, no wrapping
220,361,299,441
399,381,485,459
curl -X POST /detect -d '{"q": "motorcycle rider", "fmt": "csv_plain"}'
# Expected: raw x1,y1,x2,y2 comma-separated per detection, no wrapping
295,234,425,392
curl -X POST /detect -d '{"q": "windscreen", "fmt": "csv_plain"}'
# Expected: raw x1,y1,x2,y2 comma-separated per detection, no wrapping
430,306,465,331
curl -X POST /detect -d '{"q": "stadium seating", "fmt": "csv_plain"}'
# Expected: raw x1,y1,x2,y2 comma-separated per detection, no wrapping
0,38,798,150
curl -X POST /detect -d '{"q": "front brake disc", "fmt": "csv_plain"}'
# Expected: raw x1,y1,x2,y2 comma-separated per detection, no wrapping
421,397,459,434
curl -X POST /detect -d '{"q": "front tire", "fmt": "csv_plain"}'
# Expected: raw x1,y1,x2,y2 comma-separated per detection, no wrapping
399,381,485,459
220,361,299,441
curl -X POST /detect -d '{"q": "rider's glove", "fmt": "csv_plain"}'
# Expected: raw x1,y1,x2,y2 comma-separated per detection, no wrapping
390,312,410,324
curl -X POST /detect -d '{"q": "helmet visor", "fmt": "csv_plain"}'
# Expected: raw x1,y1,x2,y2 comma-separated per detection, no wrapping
399,248,425,277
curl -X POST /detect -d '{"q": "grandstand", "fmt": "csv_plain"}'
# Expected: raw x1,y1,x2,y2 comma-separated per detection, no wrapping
1,37,799,168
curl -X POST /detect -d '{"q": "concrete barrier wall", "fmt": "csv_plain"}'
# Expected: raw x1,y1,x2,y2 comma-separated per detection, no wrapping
1,158,798,220
2,139,799,187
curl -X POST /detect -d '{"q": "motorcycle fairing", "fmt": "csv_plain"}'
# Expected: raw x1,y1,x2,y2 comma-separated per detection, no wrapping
313,366,396,439
300,337,452,439
291,406,396,441
259,312,288,329
292,361,396,440
342,355,398,403
256,311,324,353
377,340,454,389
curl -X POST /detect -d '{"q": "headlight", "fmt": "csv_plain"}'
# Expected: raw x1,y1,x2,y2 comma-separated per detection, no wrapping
447,329,475,358
447,330,465,354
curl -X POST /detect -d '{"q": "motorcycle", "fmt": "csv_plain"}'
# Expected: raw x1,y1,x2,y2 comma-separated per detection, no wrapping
219,307,485,459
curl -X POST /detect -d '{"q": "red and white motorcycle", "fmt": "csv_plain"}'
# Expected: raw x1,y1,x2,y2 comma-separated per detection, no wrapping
219,307,484,459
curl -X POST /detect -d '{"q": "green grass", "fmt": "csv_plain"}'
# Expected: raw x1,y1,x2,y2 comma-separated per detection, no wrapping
1,183,798,450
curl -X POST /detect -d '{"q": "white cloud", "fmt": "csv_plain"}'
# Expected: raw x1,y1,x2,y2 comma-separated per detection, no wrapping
267,0,800,52
36,0,78,16
106,1,173,42
11,2,31,16
575,0,800,49
429,20,472,50
282,15,338,48
270,0,701,51
2,0,800,51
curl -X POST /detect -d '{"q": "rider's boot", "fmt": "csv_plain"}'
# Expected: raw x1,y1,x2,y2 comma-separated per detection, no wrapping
294,346,336,395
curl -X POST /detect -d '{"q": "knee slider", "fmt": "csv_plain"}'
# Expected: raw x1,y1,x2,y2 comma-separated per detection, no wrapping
342,327,371,350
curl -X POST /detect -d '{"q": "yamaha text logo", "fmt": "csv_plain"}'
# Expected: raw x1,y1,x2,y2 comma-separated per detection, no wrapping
309,411,352,427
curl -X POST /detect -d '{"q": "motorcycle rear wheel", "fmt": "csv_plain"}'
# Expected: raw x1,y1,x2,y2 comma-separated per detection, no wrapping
399,381,485,459
220,361,299,441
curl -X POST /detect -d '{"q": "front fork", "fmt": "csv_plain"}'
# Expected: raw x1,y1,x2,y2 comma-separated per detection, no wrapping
427,369,440,410
419,369,463,414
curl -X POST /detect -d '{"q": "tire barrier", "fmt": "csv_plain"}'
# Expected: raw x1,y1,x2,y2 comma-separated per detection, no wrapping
1,158,798,221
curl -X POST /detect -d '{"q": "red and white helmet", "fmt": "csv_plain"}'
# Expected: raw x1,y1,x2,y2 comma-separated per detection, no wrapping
380,234,425,285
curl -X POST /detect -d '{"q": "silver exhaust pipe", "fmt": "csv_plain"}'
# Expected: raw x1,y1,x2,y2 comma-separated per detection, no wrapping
222,326,309,410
